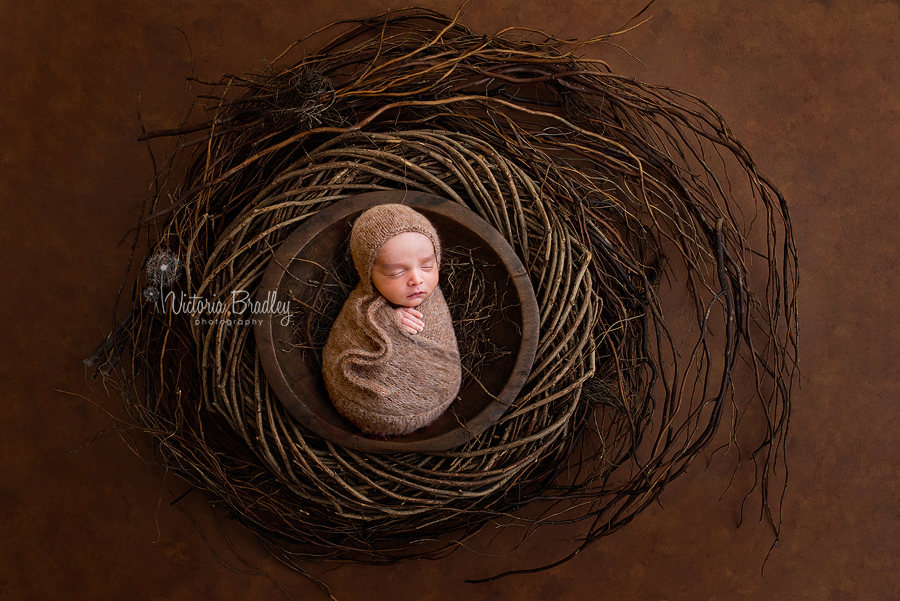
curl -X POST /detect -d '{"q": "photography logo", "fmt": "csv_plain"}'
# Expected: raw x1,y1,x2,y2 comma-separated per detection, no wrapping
143,250,289,326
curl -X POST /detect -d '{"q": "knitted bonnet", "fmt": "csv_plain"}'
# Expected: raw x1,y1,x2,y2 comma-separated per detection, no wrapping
349,203,442,295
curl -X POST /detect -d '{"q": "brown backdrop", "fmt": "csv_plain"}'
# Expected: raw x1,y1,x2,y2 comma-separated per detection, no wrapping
3,1,897,599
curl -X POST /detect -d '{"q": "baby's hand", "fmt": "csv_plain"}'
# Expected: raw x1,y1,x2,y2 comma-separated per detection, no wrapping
395,307,424,335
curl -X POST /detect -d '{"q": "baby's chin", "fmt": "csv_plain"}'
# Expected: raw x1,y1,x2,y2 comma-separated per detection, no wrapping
373,284,435,307
395,290,433,307
399,295,429,308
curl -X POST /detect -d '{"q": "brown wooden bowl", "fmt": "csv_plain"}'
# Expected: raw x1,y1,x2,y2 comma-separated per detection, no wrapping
254,191,539,453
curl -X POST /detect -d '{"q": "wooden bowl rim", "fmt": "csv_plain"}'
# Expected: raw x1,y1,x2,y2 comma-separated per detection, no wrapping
255,191,539,453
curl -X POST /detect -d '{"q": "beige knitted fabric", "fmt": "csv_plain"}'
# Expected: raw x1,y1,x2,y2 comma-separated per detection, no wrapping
322,204,462,437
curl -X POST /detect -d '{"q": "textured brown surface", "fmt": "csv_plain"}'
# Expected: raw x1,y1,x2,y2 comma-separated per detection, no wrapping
2,1,898,599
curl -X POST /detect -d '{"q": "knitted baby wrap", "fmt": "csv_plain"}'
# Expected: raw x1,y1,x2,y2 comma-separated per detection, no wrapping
322,204,462,437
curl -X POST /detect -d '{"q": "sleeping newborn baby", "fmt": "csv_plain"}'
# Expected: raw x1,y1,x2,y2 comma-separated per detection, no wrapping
322,203,462,437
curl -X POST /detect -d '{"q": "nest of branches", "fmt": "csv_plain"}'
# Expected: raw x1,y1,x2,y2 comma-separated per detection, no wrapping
94,6,798,581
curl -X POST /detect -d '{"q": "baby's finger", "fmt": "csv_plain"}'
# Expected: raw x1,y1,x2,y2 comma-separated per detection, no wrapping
401,319,420,334
396,310,423,334
400,307,424,320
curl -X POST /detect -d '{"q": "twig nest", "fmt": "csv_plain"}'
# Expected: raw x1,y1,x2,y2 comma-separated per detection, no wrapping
103,7,798,575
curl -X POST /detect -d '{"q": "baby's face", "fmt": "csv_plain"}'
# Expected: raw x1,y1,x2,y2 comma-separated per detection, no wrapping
371,232,438,307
